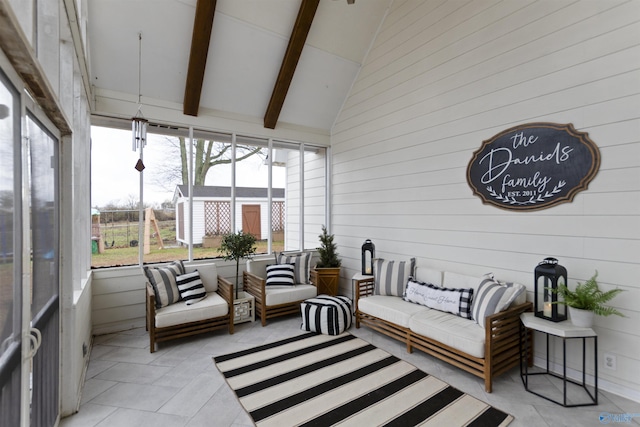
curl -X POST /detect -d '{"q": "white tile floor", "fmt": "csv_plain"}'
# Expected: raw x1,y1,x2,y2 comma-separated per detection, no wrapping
60,315,640,427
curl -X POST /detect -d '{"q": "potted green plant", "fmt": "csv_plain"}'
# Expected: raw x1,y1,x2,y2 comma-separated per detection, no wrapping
550,271,625,327
311,225,342,296
220,230,257,300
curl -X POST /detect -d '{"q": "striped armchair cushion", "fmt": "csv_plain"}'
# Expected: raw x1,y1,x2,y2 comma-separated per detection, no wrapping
144,260,185,308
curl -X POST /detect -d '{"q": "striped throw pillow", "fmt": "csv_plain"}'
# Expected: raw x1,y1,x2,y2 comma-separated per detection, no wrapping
176,271,207,305
144,260,184,308
373,258,416,297
471,277,525,328
276,252,311,284
266,264,296,286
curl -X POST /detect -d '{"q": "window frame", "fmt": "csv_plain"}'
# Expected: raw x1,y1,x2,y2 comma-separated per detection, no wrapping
90,119,329,268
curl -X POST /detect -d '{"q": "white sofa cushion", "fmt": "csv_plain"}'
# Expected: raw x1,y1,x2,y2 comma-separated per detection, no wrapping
265,284,317,306
358,295,427,328
409,309,485,359
184,263,218,292
413,267,443,286
155,291,228,328
443,271,487,292
247,259,269,279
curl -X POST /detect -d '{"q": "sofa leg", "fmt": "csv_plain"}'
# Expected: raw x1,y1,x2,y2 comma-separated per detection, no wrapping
149,335,155,353
484,377,492,393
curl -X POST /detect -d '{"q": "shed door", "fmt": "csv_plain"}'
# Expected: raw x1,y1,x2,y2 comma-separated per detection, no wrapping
242,205,261,239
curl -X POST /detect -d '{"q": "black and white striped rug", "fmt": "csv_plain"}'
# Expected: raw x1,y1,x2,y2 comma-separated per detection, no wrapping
214,332,513,427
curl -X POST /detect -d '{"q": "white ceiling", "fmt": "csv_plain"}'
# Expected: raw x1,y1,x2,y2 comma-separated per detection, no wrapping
87,0,391,131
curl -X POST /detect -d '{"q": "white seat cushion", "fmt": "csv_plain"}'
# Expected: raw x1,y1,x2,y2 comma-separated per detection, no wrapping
358,295,427,328
409,309,485,358
265,284,317,306
155,292,228,328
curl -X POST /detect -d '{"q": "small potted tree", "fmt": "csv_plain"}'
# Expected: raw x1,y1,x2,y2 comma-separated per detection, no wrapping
311,225,342,296
220,230,257,323
550,271,625,327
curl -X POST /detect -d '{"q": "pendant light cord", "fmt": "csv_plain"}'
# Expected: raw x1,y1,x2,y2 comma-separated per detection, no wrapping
136,32,143,116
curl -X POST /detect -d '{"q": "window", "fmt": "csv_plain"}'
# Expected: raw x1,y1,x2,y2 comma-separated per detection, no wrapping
0,67,21,427
91,123,327,268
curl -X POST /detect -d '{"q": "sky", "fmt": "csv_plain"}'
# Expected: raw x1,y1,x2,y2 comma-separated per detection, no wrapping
91,126,286,208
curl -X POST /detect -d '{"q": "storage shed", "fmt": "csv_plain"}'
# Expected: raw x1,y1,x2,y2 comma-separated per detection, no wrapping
173,185,285,245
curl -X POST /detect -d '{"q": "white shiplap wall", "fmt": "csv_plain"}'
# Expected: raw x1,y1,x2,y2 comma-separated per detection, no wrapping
284,148,328,251
331,0,640,399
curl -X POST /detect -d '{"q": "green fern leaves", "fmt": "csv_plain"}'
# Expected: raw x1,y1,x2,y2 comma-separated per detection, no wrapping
552,271,625,317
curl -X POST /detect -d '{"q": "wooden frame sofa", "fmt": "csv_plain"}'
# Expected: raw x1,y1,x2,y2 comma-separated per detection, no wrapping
145,262,234,352
355,266,533,393
243,253,318,326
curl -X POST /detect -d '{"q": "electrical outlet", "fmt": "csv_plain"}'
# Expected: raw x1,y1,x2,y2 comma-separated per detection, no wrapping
604,353,616,370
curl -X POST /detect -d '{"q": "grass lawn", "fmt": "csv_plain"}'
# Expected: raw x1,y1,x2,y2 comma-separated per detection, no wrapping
91,240,279,268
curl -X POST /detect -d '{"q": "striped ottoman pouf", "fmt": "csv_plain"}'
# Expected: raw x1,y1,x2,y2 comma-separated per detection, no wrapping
301,295,352,335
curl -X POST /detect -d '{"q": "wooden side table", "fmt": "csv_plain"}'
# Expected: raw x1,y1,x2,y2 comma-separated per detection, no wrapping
520,312,598,407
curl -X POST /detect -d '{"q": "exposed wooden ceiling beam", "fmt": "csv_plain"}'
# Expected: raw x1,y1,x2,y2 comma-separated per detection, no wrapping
264,0,320,129
183,0,217,117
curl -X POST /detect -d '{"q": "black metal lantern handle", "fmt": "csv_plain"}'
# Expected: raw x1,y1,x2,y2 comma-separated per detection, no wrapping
540,257,558,265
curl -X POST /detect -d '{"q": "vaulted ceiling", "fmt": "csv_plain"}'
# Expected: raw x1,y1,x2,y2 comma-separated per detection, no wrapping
87,0,391,132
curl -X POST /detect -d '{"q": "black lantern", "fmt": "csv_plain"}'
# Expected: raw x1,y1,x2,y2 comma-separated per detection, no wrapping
534,257,567,322
361,240,375,275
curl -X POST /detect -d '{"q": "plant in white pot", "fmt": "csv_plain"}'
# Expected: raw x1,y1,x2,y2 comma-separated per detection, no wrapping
549,271,625,327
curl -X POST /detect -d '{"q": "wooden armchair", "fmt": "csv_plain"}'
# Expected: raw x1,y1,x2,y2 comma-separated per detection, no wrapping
146,274,234,352
243,257,317,326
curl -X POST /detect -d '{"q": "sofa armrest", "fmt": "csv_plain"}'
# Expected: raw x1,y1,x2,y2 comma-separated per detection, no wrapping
243,270,265,304
217,275,233,304
354,276,375,314
217,275,234,325
484,301,532,357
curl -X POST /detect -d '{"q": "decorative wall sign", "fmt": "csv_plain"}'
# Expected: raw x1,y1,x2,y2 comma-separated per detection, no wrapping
467,123,600,211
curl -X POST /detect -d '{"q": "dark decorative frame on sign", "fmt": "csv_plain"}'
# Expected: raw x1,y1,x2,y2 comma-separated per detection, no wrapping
466,123,600,211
